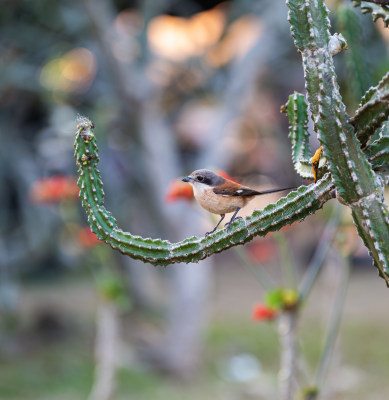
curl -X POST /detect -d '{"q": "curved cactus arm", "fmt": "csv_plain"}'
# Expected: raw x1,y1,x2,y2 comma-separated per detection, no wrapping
368,118,389,144
283,92,327,180
380,120,389,137
365,136,389,169
359,73,389,107
287,0,376,202
290,159,328,181
352,190,389,286
353,1,389,27
284,92,311,164
350,72,389,147
74,118,334,266
286,0,389,284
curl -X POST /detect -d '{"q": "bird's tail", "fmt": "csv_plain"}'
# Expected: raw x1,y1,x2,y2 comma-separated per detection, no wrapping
254,186,297,196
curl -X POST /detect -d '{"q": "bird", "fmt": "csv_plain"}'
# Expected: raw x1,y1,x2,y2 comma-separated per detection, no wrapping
182,169,296,236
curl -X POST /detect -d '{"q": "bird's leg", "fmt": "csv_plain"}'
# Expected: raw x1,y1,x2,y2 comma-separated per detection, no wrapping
225,208,242,231
205,214,225,236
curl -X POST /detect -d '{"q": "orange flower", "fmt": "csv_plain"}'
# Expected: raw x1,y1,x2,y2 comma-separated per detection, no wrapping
78,226,101,248
252,304,277,321
30,175,79,203
165,179,194,202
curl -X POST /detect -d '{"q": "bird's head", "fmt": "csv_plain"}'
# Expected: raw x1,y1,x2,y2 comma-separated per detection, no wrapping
182,169,225,188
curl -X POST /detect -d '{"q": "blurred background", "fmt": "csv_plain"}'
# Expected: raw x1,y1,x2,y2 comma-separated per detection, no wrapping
1,0,389,399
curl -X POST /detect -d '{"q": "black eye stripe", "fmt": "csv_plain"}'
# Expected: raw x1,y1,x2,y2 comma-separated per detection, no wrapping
198,176,211,185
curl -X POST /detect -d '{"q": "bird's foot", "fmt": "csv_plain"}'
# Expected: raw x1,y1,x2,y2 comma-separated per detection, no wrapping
225,216,243,231
224,216,242,226
205,228,217,237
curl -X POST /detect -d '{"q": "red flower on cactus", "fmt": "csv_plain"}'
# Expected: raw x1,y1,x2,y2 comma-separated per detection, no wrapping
78,226,101,248
252,303,277,321
30,175,79,203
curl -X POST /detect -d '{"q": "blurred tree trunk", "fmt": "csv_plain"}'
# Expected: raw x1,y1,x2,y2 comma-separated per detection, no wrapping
140,100,212,377
88,300,119,400
82,0,212,378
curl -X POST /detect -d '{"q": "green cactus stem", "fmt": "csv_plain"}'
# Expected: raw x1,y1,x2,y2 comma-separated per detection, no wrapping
74,118,334,267
283,93,327,180
336,4,372,101
287,0,376,201
286,0,389,283
353,1,389,27
365,137,389,169
284,93,311,165
283,91,387,180
350,72,389,147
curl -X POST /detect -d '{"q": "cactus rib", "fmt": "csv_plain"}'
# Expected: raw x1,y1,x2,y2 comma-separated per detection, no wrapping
350,72,389,147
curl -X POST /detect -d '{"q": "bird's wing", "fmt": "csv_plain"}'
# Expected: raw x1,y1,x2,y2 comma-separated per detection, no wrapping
213,186,296,197
213,186,259,197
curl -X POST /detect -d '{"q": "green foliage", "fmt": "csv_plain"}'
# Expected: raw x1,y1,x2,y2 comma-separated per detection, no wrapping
96,272,132,311
265,288,299,311
300,386,319,400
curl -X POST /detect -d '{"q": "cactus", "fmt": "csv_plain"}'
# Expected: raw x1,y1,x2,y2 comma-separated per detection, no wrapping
350,72,389,147
74,0,389,284
282,93,327,181
74,118,334,266
336,4,372,102
353,1,389,27
286,0,389,284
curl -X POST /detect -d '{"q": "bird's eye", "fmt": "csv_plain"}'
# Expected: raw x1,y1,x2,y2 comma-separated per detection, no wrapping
197,176,204,182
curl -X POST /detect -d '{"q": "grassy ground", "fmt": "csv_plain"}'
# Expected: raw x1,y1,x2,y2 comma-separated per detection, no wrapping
1,264,389,400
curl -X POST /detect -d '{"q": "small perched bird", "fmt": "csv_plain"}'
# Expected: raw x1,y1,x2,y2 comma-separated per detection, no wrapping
182,169,295,235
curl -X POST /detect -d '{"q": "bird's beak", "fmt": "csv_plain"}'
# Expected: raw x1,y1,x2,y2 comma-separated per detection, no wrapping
182,176,192,183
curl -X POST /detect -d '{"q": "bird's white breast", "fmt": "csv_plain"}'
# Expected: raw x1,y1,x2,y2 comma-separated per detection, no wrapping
191,182,249,215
